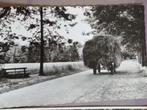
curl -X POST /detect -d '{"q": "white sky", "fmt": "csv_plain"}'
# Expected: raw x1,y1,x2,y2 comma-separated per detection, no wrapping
10,6,93,46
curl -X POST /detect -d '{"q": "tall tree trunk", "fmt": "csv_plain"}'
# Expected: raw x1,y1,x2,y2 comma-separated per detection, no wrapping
39,7,45,76
13,46,16,63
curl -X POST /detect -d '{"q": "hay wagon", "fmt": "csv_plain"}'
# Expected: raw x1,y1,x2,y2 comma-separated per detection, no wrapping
83,35,122,74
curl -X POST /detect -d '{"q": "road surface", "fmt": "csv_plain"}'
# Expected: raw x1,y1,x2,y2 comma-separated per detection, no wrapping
0,60,147,108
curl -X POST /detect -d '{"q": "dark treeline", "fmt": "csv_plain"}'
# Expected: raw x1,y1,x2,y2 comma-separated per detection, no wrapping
0,39,80,63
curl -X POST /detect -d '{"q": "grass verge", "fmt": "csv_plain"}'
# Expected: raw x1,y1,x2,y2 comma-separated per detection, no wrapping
0,62,88,94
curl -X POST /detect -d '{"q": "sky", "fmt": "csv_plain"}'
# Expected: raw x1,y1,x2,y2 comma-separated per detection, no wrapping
10,6,93,46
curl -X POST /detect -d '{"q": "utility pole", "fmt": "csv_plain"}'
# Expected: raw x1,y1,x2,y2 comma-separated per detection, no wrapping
39,7,44,75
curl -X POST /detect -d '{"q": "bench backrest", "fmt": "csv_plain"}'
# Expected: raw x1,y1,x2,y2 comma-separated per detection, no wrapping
3,67,27,70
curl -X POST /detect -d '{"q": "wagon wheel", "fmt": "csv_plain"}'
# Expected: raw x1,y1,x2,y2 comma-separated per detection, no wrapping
110,68,114,75
93,67,97,74
97,64,101,74
110,63,115,75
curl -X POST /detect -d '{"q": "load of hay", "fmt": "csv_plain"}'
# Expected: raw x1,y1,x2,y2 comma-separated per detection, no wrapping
83,35,122,74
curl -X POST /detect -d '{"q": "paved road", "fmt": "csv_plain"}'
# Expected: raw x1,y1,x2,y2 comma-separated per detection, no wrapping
0,60,147,108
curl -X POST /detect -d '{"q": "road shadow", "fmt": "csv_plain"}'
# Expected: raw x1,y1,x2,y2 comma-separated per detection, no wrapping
4,74,30,79
93,71,128,75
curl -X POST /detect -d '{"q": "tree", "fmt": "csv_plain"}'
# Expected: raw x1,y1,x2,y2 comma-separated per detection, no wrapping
0,7,29,63
0,42,9,63
86,4,145,65
69,41,80,61
0,6,77,75
0,7,32,63
26,6,76,75
28,42,40,62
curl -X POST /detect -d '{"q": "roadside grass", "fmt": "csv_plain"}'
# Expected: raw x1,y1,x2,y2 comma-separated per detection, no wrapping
43,62,85,75
0,61,88,94
3,61,87,75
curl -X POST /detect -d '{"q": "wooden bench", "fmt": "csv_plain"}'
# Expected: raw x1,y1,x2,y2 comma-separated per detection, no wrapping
2,67,29,78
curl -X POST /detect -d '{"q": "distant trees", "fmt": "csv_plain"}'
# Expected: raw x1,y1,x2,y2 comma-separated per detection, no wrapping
28,42,40,62
69,41,80,61
27,39,80,62
0,42,9,63
1,39,80,63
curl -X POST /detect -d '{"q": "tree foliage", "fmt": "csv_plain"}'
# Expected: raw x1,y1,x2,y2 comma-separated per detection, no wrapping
86,4,145,52
85,4,146,65
0,6,80,63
